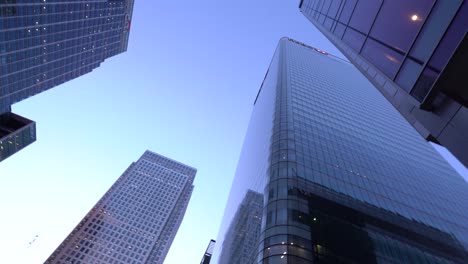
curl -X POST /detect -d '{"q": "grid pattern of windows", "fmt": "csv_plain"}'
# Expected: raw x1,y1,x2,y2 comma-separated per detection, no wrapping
0,0,135,113
299,0,468,168
46,150,196,264
214,38,468,264
0,111,35,161
299,0,466,102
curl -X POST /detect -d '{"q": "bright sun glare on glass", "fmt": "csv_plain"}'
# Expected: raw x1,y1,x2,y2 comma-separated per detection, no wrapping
411,14,419,21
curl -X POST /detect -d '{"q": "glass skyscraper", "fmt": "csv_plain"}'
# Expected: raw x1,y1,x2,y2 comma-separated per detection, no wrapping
201,239,216,264
45,151,196,264
299,0,468,167
213,38,468,263
0,0,134,161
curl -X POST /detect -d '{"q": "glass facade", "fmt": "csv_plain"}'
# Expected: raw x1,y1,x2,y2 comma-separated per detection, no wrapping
45,151,196,264
0,0,134,160
0,0,134,110
299,0,468,167
299,0,465,101
0,111,35,161
213,38,468,264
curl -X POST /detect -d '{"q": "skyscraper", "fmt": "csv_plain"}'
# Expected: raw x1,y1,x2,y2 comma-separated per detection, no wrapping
213,38,468,263
298,0,468,167
0,0,135,161
46,150,196,264
201,239,216,264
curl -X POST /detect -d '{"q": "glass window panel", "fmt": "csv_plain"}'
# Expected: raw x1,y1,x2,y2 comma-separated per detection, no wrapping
428,1,467,72
338,0,356,24
321,0,332,14
342,27,366,52
327,0,342,19
348,0,382,34
395,58,424,92
319,13,326,24
370,0,434,53
361,38,404,79
410,67,438,102
410,0,461,62
324,17,333,29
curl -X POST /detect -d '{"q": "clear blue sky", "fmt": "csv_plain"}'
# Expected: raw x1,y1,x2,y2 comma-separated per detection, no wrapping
0,1,466,263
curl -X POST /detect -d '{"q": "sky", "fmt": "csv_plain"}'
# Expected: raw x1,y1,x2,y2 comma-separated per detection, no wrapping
0,1,466,263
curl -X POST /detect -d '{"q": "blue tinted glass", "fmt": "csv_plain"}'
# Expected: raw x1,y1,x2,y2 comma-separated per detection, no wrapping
348,0,382,34
370,0,434,53
395,58,424,92
411,67,438,102
410,0,461,62
338,0,357,24
342,27,365,52
428,1,467,72
214,38,468,264
327,0,342,19
361,38,403,78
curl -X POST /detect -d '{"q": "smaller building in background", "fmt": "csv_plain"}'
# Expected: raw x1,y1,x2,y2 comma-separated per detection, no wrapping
0,111,35,162
45,150,196,264
200,239,216,264
299,0,468,167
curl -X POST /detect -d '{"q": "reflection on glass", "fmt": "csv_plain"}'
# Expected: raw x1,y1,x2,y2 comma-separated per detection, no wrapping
409,0,462,63
395,58,424,92
361,38,403,78
369,0,433,52
348,0,382,34
411,67,438,101
218,190,263,264
342,27,366,52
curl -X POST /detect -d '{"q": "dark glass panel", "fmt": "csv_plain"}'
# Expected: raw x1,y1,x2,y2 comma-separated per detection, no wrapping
342,27,365,52
338,0,356,24
410,67,438,102
395,58,424,92
410,0,461,62
348,0,382,34
370,0,434,53
428,1,467,72
361,38,403,79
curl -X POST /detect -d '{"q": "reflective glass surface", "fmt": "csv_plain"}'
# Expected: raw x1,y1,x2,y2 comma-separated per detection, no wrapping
300,0,466,102
0,0,135,113
213,38,468,264
0,111,35,161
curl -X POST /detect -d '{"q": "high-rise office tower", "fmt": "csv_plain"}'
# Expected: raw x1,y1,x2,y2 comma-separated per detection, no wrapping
0,0,134,161
46,151,196,264
201,239,216,264
213,38,468,263
299,0,468,167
